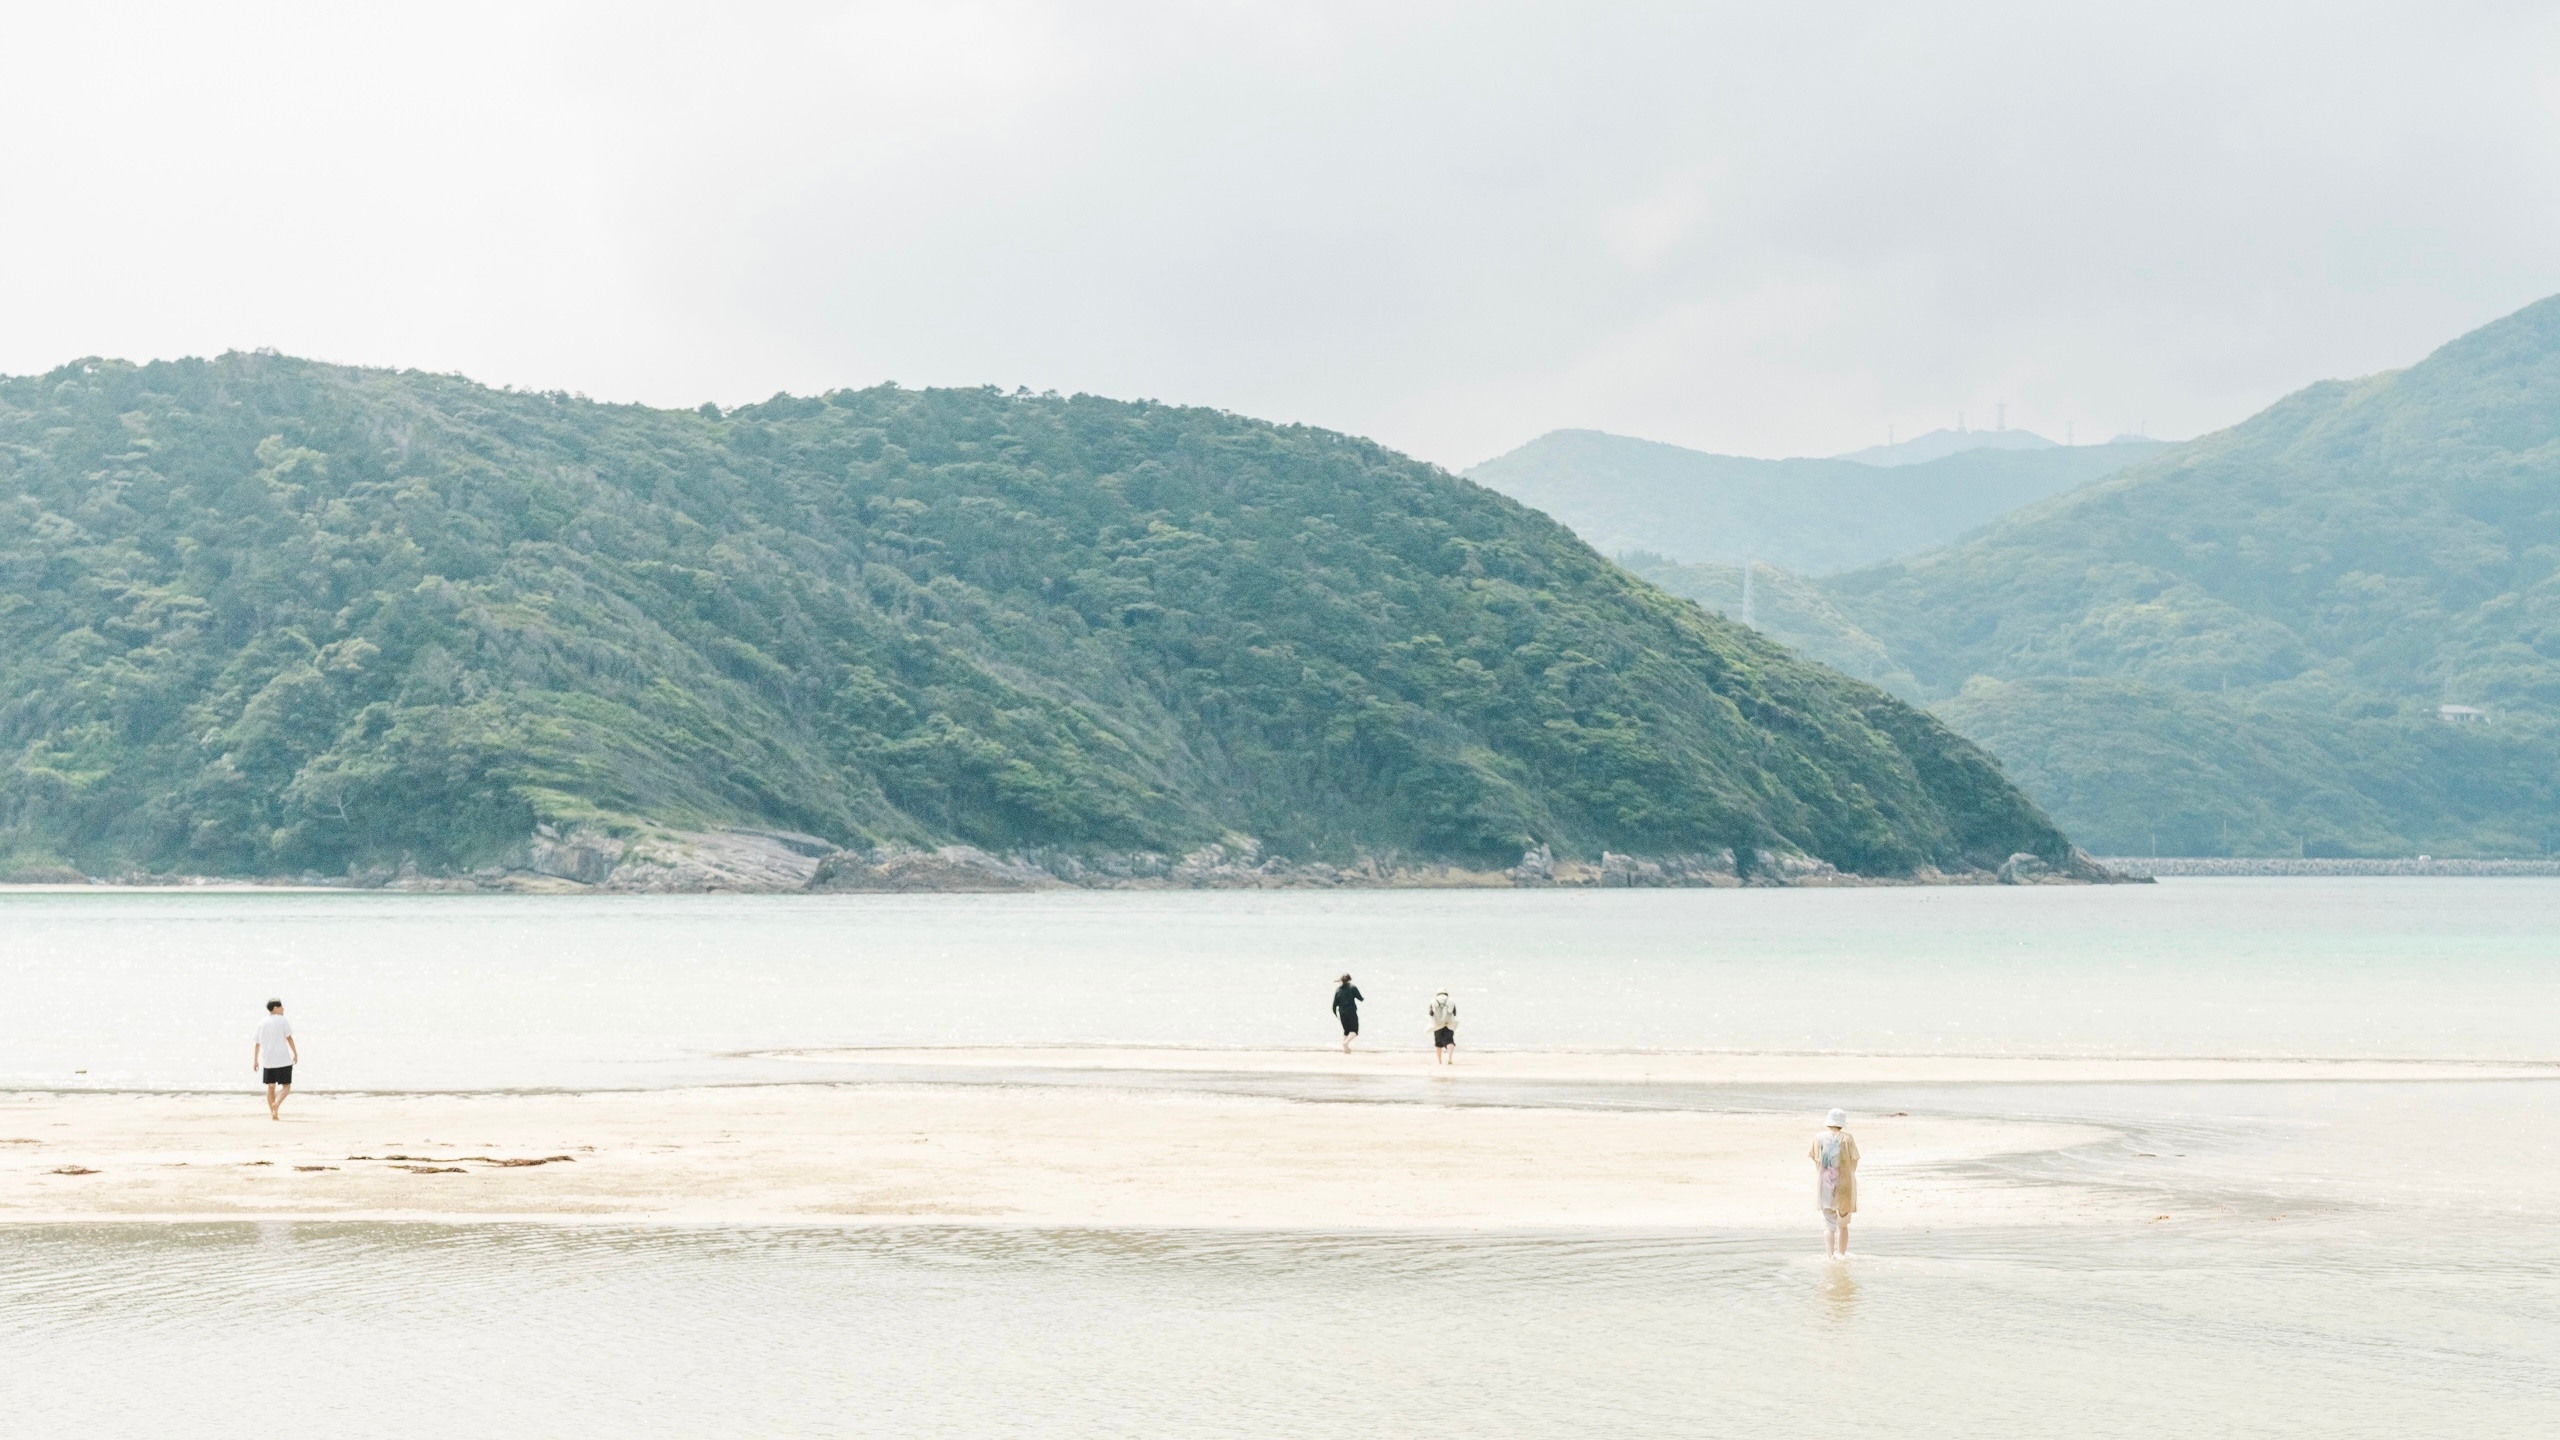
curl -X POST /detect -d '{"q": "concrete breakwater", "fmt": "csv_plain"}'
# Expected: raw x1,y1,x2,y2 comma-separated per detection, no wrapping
2100,856,2560,878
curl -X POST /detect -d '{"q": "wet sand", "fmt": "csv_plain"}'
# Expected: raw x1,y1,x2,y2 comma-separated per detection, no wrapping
0,1059,2124,1228
768,1044,2557,1085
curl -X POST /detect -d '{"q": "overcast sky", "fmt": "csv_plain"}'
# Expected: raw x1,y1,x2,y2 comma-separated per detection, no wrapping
4,2,2557,467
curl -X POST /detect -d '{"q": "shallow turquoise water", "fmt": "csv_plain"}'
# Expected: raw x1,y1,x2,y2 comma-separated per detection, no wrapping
4,879,2558,1092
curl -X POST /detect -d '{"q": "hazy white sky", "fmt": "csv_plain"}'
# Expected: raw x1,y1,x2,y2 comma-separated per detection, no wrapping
4,1,2558,467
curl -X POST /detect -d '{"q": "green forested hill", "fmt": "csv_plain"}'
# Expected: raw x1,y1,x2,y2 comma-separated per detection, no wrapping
1820,294,2560,857
0,354,2073,880
1617,552,1921,697
1465,428,2168,574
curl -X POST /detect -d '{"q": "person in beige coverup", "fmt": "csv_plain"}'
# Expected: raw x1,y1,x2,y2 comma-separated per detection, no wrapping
1810,1107,1859,1258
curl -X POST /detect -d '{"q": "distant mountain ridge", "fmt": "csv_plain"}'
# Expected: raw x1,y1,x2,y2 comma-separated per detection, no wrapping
0,353,2082,883
1835,426,2056,466
1465,429,2169,574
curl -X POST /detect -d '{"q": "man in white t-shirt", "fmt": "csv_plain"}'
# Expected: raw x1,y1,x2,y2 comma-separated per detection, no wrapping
252,999,299,1120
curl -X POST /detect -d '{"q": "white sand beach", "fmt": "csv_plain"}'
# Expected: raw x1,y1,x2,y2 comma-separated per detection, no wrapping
1,1057,2126,1228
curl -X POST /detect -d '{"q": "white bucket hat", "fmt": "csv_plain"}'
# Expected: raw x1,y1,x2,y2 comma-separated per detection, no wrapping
1825,1108,1847,1127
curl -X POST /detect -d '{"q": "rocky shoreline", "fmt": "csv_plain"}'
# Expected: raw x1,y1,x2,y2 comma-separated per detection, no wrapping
13,826,2139,892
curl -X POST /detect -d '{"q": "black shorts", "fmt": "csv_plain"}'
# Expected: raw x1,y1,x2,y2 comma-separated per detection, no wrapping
1338,1015,1358,1035
262,1066,293,1085
1434,1028,1455,1047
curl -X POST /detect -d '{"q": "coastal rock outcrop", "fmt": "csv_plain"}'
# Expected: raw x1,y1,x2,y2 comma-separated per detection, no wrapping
366,826,846,893
1998,848,2141,885
806,845,1062,893
1996,851,2055,884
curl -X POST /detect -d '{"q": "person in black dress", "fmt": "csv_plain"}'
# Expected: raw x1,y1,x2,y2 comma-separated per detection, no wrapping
1331,974,1363,1052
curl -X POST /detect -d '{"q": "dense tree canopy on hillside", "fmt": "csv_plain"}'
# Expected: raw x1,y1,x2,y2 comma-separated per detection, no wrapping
1819,294,2560,856
0,354,2069,879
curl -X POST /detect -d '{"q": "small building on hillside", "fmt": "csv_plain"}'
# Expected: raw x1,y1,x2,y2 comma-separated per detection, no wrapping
2438,704,2489,724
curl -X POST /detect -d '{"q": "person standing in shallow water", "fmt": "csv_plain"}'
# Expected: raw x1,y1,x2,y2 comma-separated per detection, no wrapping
253,999,299,1121
1428,991,1458,1065
1810,1108,1859,1258
1331,974,1363,1052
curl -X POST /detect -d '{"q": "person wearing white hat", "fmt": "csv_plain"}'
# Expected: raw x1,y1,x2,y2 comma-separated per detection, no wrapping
1428,991,1458,1065
1808,1108,1859,1258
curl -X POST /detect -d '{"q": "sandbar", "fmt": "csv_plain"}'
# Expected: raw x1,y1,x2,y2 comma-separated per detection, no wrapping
0,1073,2120,1230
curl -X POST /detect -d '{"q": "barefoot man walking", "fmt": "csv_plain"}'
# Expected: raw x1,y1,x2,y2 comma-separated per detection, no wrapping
253,999,298,1120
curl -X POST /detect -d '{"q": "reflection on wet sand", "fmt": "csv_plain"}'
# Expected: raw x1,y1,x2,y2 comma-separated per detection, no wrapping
3,1210,2551,1439
1820,1261,1860,1323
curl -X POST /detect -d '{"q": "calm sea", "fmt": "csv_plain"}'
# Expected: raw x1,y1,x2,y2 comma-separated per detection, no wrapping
2,881,2554,1436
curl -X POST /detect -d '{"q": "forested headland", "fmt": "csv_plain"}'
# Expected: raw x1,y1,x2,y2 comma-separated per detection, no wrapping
0,355,2079,885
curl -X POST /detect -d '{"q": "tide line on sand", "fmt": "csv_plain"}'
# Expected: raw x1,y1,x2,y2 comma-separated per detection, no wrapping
760,1044,2560,1086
